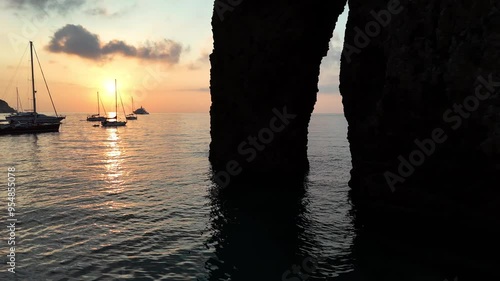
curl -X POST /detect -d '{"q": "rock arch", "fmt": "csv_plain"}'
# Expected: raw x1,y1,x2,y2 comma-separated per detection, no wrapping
209,0,500,234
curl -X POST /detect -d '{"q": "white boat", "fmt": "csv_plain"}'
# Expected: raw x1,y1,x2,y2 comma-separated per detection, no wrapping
87,91,107,121
101,79,127,127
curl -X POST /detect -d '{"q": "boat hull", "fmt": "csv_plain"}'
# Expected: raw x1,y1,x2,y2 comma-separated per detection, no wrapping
87,116,107,122
101,120,127,127
0,123,60,135
6,112,65,124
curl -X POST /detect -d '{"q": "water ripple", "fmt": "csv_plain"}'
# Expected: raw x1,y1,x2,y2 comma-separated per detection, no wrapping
0,113,353,280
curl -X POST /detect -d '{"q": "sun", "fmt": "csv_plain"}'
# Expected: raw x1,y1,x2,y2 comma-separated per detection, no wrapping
105,80,116,94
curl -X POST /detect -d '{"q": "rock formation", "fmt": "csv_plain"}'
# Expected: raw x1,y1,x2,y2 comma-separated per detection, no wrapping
209,0,347,187
0,99,16,113
210,0,500,276
342,0,500,232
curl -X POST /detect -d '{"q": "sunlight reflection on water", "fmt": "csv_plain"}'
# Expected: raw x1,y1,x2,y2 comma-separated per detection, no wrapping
0,113,352,280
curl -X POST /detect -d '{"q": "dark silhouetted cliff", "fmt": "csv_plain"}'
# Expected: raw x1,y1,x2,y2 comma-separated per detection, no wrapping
0,99,15,113
342,0,500,233
209,0,347,186
209,0,500,277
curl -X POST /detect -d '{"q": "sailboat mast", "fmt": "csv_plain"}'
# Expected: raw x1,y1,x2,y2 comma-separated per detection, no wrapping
16,87,19,112
115,79,117,119
30,41,36,114
97,91,100,115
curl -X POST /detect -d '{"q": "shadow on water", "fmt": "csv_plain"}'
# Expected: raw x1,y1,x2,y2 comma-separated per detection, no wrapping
204,175,324,281
346,210,500,281
203,171,499,281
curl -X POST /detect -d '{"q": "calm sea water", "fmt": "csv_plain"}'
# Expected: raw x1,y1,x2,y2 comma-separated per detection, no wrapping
0,113,354,280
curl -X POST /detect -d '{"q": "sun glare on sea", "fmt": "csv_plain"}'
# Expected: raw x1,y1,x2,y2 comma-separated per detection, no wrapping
101,129,126,195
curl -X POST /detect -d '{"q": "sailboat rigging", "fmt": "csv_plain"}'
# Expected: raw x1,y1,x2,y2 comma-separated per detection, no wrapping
87,91,107,121
16,87,23,113
1,41,65,135
126,96,137,120
101,79,127,127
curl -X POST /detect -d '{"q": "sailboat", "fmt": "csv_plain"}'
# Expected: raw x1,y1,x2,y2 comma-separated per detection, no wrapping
101,79,127,127
87,92,107,121
126,96,137,120
1,41,65,135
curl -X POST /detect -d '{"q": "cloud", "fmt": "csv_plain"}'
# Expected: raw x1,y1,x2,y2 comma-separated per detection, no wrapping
46,24,183,64
322,41,342,68
318,32,343,71
178,87,209,92
317,35,343,87
47,24,100,59
318,83,340,94
85,7,107,16
187,52,210,70
84,3,137,18
5,0,86,13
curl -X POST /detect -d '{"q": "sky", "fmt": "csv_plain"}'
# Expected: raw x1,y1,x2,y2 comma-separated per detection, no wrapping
0,0,348,113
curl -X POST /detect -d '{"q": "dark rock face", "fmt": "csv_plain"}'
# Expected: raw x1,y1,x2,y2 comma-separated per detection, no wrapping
341,0,500,226
209,0,347,186
340,0,500,273
0,99,16,113
210,0,500,276
210,0,499,239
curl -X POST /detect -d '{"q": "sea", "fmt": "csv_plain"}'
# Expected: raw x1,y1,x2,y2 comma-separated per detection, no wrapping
0,113,356,280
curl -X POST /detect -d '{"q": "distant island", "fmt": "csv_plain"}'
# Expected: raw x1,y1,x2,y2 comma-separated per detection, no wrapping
0,99,16,113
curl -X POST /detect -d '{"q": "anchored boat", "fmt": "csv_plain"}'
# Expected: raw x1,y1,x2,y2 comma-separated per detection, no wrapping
1,41,65,135
101,79,127,127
